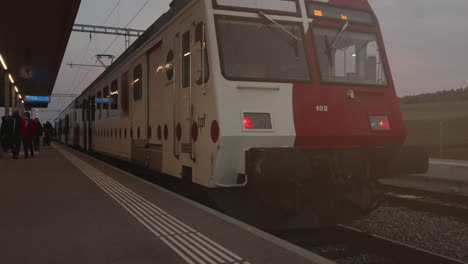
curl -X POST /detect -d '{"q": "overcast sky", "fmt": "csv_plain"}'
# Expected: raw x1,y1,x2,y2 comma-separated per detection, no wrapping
370,0,468,95
31,0,468,121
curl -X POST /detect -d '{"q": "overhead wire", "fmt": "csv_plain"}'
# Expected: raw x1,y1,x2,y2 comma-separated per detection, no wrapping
67,0,119,90
55,0,150,117
69,0,150,105
66,0,122,97
103,0,151,54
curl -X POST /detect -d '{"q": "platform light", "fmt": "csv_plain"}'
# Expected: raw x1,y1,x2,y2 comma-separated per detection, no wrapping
352,54,357,57
8,74,14,84
314,10,323,16
15,86,19,93
18,94,22,99
21,100,24,104
0,54,7,70
132,78,140,84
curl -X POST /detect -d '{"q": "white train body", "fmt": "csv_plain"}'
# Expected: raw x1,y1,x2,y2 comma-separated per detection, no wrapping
57,0,311,188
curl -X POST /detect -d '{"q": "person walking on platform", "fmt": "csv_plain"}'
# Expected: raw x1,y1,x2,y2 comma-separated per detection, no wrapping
9,111,22,159
0,116,9,158
19,112,36,159
43,121,52,146
34,118,43,151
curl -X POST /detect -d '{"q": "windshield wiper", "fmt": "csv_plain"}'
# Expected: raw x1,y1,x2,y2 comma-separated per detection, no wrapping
325,20,350,65
258,11,302,59
258,11,301,42
331,20,350,50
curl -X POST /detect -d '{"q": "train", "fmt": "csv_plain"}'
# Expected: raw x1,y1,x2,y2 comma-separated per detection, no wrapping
55,0,428,229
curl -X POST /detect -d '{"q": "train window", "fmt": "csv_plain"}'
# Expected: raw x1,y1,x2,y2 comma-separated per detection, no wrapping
90,96,96,122
64,115,69,135
96,91,102,120
121,71,129,115
80,102,85,122
215,16,311,82
58,120,63,135
195,22,210,85
166,50,174,80
110,80,119,118
182,31,191,88
312,27,387,86
133,64,143,101
83,100,89,122
103,86,109,119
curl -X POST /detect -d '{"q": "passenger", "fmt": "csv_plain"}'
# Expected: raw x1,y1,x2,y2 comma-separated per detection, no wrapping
43,121,52,146
19,112,36,159
34,118,43,151
0,116,9,158
9,110,22,159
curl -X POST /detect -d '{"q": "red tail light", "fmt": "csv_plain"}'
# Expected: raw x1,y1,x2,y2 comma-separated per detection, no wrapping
243,113,272,130
243,115,253,129
380,119,390,130
370,116,391,131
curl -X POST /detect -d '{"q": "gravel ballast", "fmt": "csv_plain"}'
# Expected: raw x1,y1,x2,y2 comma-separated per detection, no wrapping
350,205,468,262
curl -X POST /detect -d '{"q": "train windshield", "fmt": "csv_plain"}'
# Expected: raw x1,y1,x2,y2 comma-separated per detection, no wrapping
215,16,311,82
313,27,387,86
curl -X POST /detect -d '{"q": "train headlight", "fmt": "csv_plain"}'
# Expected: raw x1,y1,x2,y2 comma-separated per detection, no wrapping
369,116,391,131
243,113,272,130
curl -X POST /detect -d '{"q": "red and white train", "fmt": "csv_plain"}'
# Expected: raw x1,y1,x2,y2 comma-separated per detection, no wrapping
56,0,427,228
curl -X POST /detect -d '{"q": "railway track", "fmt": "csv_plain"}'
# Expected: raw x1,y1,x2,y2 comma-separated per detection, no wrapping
273,225,467,264
379,185,468,221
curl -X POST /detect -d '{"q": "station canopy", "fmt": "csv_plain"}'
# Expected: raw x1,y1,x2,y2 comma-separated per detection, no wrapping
0,0,81,108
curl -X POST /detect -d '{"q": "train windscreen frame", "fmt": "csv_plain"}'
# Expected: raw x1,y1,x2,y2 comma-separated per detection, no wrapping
306,1,374,25
215,15,312,83
312,26,387,86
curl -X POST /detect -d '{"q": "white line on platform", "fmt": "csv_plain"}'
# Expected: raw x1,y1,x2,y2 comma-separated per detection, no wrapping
54,146,250,264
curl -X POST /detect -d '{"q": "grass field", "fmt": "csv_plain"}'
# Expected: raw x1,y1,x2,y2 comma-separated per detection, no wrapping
400,101,468,121
400,101,468,160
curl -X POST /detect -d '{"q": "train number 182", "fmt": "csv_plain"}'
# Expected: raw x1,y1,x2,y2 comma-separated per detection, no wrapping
315,105,329,112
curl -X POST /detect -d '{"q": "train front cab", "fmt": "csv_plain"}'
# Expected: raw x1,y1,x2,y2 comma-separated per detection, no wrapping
207,0,428,228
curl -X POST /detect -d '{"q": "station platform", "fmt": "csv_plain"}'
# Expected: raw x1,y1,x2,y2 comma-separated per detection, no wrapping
0,144,334,264
381,159,468,197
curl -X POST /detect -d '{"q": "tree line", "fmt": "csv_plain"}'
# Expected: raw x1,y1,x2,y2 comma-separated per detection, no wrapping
399,87,468,104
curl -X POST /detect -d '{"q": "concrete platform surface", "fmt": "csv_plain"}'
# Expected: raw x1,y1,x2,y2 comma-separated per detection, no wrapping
0,144,334,264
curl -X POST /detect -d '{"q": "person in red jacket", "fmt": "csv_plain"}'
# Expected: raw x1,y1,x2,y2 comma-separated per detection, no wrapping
19,112,37,159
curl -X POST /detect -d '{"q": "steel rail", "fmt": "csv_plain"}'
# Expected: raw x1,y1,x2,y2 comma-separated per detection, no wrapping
334,224,467,264
271,225,467,264
382,192,468,220
379,184,468,220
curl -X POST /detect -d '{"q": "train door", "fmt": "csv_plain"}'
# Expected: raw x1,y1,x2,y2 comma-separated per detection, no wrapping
147,42,164,146
83,99,88,149
131,59,148,147
88,95,95,151
176,17,194,159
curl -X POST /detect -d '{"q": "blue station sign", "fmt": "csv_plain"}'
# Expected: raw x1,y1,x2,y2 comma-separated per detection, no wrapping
25,96,51,103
